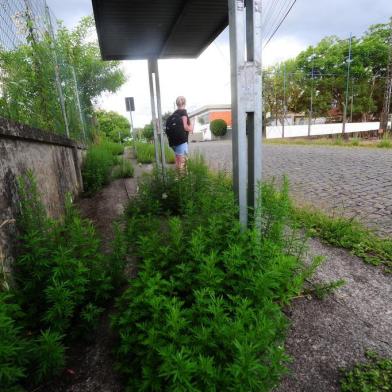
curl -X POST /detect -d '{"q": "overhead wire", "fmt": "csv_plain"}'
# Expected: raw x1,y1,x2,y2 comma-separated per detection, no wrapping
263,0,297,49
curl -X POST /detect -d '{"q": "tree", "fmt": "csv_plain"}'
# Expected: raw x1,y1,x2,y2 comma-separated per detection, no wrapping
0,15,126,139
142,123,154,142
96,110,130,142
263,21,391,123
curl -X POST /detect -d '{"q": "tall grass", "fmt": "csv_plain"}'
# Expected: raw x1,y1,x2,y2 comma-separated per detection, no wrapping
135,141,175,164
82,141,127,194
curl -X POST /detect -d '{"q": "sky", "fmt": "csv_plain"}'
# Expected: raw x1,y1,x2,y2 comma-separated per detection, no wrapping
47,0,392,127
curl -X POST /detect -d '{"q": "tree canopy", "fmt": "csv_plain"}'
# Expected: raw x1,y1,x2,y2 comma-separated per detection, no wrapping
0,15,126,139
263,21,391,123
96,110,130,143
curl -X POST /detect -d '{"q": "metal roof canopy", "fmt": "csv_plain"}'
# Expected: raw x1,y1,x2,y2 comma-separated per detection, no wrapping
92,0,228,60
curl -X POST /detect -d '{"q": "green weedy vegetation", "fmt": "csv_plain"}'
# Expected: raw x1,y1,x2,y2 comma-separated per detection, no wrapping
135,141,175,164
112,158,134,179
292,207,392,273
111,157,317,391
340,351,392,392
0,172,126,390
377,138,392,148
82,141,126,194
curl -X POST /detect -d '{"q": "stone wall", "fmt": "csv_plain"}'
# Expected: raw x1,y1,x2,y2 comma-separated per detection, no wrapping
0,117,85,275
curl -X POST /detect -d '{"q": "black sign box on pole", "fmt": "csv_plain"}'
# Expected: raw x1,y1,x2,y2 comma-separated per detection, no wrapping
125,97,135,112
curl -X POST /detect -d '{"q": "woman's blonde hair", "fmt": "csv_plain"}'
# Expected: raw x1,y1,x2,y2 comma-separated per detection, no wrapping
176,96,186,108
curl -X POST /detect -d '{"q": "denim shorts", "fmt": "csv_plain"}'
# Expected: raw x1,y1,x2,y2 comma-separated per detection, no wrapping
172,142,188,156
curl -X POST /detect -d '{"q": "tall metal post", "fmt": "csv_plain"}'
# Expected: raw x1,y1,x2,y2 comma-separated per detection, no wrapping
148,59,161,168
380,18,392,135
71,66,86,141
45,4,70,138
129,110,137,142
151,58,167,176
282,62,286,138
229,0,263,226
308,50,315,136
343,33,352,135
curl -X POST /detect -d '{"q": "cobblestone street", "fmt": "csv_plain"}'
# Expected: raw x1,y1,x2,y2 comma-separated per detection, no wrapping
190,141,392,236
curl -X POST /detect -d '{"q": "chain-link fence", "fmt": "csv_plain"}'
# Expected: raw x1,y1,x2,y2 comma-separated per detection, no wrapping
0,0,90,141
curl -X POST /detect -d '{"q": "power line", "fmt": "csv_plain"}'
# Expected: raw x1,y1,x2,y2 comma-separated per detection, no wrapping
264,0,297,49
263,0,292,38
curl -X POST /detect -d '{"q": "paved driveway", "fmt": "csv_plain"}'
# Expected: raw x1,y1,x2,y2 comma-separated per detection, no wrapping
190,141,392,236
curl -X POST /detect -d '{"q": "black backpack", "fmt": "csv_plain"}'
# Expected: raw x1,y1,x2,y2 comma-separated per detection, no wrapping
165,111,188,147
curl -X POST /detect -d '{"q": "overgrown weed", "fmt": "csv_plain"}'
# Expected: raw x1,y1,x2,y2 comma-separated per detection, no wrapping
340,351,392,392
113,157,317,391
292,207,392,273
0,171,125,389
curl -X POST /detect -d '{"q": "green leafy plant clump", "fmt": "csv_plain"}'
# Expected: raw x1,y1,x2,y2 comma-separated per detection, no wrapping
82,141,125,194
112,158,134,179
292,207,392,273
210,119,228,137
0,171,126,390
340,351,392,392
135,141,175,164
112,157,313,391
377,138,392,148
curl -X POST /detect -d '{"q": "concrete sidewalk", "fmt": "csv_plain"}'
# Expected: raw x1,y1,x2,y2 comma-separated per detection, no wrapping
275,238,392,392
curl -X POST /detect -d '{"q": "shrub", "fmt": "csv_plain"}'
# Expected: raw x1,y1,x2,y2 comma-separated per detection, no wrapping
82,144,115,194
0,171,125,389
113,159,311,391
102,140,125,155
0,292,28,390
135,142,155,163
210,119,227,137
142,124,155,141
135,142,175,164
82,141,125,194
112,158,134,179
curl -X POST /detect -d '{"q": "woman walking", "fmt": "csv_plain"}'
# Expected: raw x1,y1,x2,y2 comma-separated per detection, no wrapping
165,96,194,171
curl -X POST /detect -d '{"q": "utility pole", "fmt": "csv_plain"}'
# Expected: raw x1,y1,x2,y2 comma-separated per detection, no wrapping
342,33,352,136
308,50,315,137
379,18,392,136
350,78,354,123
282,62,287,138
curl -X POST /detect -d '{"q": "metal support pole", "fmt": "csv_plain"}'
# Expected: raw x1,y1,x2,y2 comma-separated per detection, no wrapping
343,33,352,135
308,50,315,137
45,5,70,138
71,66,86,141
282,62,286,138
151,58,167,177
229,0,263,226
129,110,134,138
148,59,161,168
380,18,392,135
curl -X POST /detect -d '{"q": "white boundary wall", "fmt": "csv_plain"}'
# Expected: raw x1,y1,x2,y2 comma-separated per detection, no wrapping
266,121,392,139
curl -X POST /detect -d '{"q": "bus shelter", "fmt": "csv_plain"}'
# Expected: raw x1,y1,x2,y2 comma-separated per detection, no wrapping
92,0,263,226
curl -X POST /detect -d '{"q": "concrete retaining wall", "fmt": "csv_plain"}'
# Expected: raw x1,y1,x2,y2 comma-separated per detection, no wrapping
0,117,85,276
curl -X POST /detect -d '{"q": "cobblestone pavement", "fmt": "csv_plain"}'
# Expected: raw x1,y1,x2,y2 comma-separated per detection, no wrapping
190,141,392,236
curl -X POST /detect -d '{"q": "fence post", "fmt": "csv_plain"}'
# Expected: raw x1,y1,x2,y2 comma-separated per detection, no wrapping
45,4,70,138
71,66,86,141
